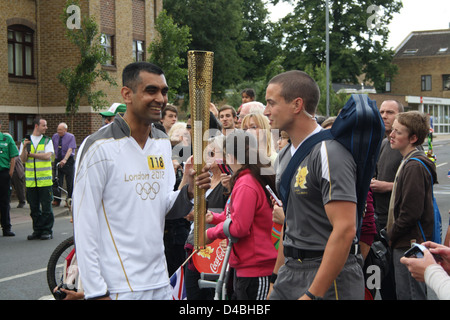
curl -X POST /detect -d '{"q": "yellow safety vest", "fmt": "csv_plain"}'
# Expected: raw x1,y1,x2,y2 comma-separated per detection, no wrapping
25,136,53,188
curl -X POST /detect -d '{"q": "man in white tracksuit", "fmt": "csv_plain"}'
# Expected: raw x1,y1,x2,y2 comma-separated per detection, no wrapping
73,62,210,300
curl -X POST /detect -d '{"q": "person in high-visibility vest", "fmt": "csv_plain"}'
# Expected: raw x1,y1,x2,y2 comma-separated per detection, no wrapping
19,117,55,240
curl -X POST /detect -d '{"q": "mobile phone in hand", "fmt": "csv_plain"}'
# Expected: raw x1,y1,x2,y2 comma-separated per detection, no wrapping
216,159,232,175
265,185,282,207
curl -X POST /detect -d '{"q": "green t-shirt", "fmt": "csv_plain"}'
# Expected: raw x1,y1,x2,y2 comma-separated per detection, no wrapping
0,132,19,170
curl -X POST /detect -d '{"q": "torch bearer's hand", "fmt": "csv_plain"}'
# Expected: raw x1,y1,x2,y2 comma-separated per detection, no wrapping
186,162,212,199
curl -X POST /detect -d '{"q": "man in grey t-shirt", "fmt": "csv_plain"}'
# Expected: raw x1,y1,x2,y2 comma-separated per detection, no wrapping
283,140,357,251
265,70,364,300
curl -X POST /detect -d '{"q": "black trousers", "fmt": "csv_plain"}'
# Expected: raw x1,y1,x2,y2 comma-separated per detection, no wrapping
53,156,74,202
0,169,12,231
27,185,54,236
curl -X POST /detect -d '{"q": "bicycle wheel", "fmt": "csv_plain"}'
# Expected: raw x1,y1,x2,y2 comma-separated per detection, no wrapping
46,236,75,294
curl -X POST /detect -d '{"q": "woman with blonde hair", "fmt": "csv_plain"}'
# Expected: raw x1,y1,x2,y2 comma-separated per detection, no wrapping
241,113,277,166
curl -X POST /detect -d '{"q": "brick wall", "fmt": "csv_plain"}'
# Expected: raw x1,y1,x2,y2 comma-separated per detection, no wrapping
133,0,145,39
41,112,103,145
100,0,115,32
1,0,162,143
391,55,450,99
0,0,38,107
368,93,410,110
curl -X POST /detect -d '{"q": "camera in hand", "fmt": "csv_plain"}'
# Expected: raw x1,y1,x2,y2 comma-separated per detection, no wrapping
403,242,443,262
54,283,77,300
403,243,427,258
25,135,31,153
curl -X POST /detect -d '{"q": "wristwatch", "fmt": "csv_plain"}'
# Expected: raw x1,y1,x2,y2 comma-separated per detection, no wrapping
305,290,323,300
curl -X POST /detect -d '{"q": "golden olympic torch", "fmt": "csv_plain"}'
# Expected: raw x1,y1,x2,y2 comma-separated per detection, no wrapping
188,50,214,250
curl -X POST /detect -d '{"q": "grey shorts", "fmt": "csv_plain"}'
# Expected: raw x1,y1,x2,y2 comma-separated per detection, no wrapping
270,254,365,300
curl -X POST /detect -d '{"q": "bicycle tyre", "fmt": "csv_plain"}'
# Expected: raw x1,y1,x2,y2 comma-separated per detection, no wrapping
46,236,75,294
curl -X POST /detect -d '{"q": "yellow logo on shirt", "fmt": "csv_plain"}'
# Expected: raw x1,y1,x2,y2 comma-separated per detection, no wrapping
147,155,165,170
295,166,308,189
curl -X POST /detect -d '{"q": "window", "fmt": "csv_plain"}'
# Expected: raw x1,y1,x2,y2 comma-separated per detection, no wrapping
9,114,35,142
133,40,145,62
421,75,432,91
101,34,114,66
443,75,450,91
403,49,418,56
385,77,391,92
8,25,34,78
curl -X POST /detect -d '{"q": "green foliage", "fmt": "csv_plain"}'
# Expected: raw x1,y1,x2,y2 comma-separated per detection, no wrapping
164,0,247,101
239,0,282,80
279,0,402,91
148,10,192,102
58,0,117,118
162,0,400,106
304,63,349,116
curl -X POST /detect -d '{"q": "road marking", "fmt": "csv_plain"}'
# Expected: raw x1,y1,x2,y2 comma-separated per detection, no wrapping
0,263,63,283
0,267,46,283
436,162,448,168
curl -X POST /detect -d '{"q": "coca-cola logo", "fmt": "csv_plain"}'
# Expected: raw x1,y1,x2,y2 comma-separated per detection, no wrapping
210,243,226,273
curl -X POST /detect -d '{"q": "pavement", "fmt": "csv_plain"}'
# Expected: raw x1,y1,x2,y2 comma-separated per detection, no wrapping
432,134,450,145
6,134,450,230
9,199,70,228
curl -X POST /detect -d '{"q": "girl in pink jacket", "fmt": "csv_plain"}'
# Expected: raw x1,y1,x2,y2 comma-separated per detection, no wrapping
205,130,277,300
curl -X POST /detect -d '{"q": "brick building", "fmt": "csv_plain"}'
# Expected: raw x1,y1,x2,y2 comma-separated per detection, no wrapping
0,0,162,145
370,28,450,134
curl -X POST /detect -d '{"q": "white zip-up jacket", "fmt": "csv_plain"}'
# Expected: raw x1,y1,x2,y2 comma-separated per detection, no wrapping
73,115,192,299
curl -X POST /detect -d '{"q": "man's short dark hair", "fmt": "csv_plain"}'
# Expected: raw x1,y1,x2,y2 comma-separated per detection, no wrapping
122,62,164,92
269,70,320,115
33,116,44,127
162,104,178,119
218,105,237,118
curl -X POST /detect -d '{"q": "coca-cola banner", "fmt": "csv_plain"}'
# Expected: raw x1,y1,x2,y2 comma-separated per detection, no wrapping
192,239,226,274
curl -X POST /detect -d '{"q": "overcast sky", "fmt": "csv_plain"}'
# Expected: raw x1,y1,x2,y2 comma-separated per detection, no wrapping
268,0,450,49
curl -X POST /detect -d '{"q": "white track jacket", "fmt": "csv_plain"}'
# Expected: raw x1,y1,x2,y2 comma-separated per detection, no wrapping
73,116,192,299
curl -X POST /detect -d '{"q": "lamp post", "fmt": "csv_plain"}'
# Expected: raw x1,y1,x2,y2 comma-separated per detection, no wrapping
326,0,330,117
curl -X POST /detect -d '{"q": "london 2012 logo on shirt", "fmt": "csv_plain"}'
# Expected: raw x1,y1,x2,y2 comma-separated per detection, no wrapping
135,182,160,200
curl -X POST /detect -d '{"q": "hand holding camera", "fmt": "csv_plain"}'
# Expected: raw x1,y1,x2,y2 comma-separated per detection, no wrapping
400,242,447,282
53,283,79,300
24,134,31,153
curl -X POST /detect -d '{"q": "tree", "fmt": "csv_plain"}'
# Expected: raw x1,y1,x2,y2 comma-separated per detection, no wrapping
148,10,192,102
163,0,246,100
58,0,117,125
304,63,349,116
278,0,401,91
239,0,282,81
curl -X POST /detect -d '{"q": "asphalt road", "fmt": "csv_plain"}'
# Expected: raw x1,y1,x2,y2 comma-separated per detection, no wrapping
0,214,73,300
432,138,450,239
